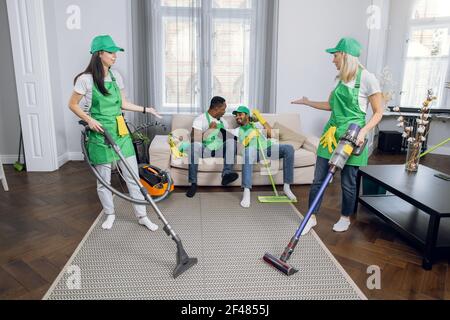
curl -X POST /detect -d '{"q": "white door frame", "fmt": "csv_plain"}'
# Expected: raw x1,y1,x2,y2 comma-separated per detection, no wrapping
6,0,58,172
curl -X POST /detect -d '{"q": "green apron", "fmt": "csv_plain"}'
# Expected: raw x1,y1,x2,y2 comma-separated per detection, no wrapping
87,70,135,165
239,123,272,150
317,68,368,167
203,112,225,151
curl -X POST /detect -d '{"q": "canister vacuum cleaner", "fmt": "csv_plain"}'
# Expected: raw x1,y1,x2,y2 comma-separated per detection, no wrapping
263,124,367,276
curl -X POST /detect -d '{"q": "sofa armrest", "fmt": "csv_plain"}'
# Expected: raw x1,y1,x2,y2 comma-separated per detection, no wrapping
149,135,171,170
302,135,320,154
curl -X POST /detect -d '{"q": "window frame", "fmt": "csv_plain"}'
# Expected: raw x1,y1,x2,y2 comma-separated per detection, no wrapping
152,0,258,114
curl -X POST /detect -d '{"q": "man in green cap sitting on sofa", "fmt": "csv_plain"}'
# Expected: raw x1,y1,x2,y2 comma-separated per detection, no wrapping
231,106,297,208
185,96,239,198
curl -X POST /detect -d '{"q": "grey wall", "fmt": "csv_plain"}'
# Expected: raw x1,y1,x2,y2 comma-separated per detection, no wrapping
384,0,412,106
0,0,20,163
43,0,133,159
276,0,373,137
44,1,67,161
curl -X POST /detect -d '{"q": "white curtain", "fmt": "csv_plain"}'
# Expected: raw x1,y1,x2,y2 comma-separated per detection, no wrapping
143,0,275,114
401,57,448,108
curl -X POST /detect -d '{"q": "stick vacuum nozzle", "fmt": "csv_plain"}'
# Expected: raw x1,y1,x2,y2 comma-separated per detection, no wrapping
263,253,298,276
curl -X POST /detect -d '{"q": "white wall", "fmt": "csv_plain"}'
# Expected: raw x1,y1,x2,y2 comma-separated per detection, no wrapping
0,0,20,164
43,0,133,161
276,0,374,137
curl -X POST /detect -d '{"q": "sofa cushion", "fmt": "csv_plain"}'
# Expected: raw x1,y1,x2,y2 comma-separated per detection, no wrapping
273,121,307,150
293,148,316,167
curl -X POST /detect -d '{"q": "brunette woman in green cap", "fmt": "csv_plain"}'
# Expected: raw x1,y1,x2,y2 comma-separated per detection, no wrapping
292,37,383,234
69,35,162,231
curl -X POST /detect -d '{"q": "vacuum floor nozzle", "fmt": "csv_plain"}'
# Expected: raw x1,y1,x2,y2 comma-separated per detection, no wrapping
173,243,198,279
173,257,198,279
263,252,298,276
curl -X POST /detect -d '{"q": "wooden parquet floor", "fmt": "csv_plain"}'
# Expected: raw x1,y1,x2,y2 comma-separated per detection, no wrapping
0,151,449,300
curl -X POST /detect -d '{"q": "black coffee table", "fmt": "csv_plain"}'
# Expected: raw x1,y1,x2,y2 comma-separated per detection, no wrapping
355,165,450,270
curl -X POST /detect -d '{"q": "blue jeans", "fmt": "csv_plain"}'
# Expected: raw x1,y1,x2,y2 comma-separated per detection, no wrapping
187,137,236,184
308,156,359,217
241,144,294,189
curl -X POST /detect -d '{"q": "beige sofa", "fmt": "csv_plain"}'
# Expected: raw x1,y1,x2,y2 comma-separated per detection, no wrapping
149,113,319,186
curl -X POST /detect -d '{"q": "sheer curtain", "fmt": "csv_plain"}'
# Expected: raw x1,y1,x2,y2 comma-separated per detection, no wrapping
401,57,448,107
135,0,277,115
148,0,200,114
400,0,450,108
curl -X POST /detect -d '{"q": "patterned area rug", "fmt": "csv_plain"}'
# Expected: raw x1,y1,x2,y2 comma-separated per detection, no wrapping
44,192,366,300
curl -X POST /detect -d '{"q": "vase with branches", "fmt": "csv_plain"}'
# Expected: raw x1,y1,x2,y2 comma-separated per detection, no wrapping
393,89,437,172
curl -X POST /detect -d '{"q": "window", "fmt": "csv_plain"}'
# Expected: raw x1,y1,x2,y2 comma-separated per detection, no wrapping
212,18,251,105
401,0,450,108
412,0,450,19
162,17,199,108
150,0,264,113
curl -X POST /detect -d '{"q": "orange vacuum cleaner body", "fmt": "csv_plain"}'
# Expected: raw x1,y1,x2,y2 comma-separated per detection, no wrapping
139,165,174,197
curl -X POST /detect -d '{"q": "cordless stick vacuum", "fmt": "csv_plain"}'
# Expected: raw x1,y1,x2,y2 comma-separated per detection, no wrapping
79,121,197,278
263,124,367,276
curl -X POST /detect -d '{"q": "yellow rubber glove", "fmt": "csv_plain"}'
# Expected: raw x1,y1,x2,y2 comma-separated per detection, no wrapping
242,129,260,147
168,135,187,159
320,126,338,153
116,115,129,137
252,109,267,125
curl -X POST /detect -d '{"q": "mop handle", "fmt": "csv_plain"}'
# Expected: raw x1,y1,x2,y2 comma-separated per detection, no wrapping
256,135,279,197
294,171,334,239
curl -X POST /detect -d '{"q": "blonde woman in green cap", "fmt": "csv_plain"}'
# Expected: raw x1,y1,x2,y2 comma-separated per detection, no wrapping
292,37,383,234
69,35,162,231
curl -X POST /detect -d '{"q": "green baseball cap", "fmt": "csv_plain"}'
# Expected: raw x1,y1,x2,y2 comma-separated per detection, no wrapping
232,106,250,116
326,37,362,57
90,35,124,54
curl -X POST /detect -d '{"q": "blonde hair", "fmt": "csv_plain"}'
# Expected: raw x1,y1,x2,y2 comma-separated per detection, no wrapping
338,53,365,83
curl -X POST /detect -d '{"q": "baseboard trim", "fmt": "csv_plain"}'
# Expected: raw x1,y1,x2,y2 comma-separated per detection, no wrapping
69,152,85,161
57,152,84,168
1,153,84,168
0,155,24,165
57,153,69,168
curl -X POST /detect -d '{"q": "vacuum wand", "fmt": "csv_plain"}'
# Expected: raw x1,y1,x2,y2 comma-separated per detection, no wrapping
263,124,367,276
79,121,197,278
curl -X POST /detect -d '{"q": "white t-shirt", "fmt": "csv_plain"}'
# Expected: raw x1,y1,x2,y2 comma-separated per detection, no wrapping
333,69,381,113
74,69,125,112
192,112,230,132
